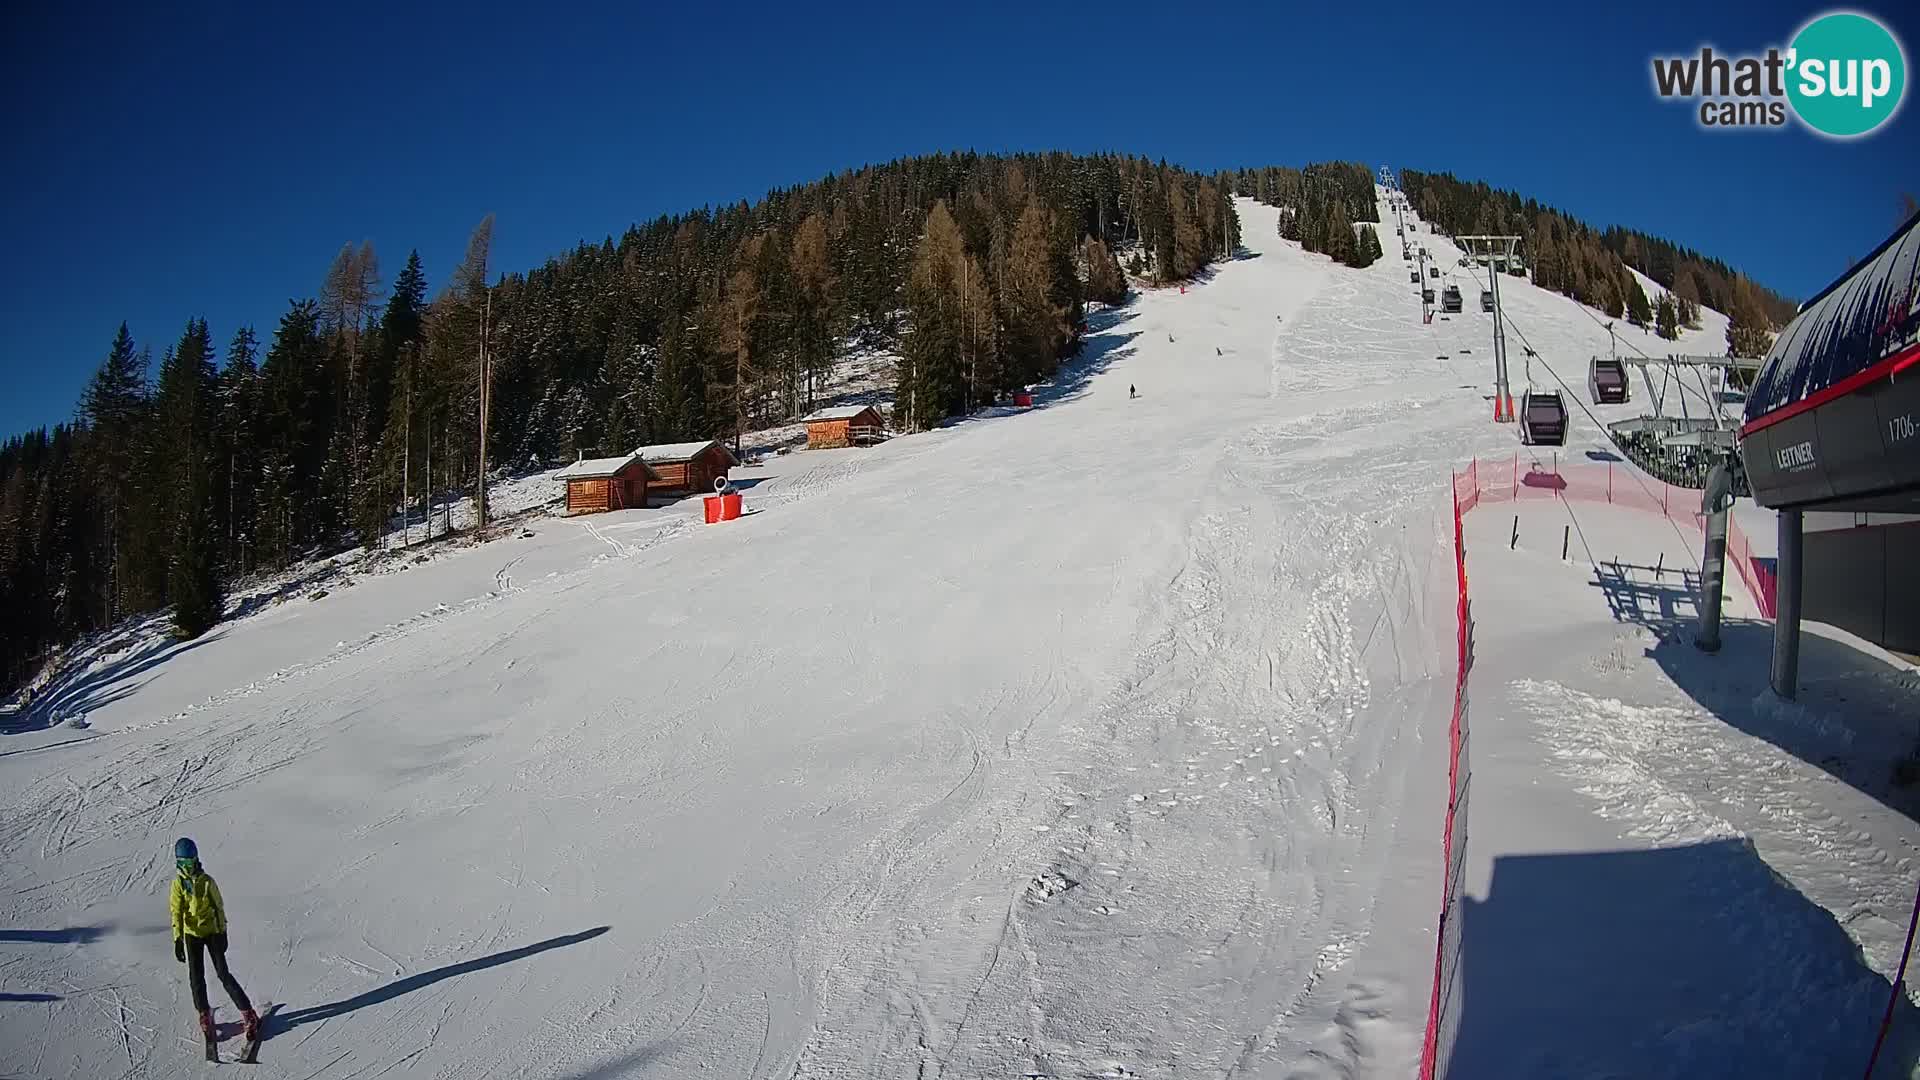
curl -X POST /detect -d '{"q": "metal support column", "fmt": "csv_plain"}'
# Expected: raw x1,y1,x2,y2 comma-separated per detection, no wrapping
1696,506,1728,653
1770,508,1804,699
1460,234,1520,422
1489,258,1510,421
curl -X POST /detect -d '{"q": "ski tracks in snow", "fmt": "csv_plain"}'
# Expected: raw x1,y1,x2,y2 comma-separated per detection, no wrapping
1518,678,1920,999
886,229,1464,1078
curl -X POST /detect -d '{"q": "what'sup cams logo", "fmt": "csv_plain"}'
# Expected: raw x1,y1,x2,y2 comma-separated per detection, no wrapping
1651,11,1907,137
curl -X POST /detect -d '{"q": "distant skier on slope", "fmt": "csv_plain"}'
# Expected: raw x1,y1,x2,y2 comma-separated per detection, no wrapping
171,837,260,1056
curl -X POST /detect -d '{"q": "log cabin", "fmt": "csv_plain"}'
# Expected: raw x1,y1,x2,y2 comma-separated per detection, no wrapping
556,453,651,515
802,405,887,450
635,440,737,498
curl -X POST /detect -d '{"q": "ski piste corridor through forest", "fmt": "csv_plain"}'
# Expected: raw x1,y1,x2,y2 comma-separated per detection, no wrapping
3,192,1915,1079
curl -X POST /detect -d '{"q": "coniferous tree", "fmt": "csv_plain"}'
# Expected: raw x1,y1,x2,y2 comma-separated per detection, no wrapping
153,319,223,637
1655,294,1680,341
217,327,261,573
902,201,967,429
256,301,327,567
79,324,152,621
1325,202,1355,265
960,252,1000,409
1004,200,1070,385
1626,278,1653,329
373,253,430,536
446,216,494,525
1401,168,1795,323
1082,236,1128,305
1725,275,1777,358
706,234,768,453
1348,222,1381,268
789,212,839,414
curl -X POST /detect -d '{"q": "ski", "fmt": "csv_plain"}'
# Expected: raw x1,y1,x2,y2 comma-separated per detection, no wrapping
236,1003,276,1064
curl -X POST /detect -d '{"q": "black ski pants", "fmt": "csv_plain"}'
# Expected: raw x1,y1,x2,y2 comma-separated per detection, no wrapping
185,933,252,1014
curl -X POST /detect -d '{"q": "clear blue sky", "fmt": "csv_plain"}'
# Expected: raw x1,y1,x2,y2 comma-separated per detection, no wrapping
3,0,1915,437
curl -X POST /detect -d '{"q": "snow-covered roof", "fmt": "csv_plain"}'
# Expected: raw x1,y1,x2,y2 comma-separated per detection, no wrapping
634,440,735,464
803,405,880,422
554,453,643,480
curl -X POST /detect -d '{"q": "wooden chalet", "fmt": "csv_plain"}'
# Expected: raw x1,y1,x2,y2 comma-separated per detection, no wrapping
635,440,737,498
802,405,887,450
556,452,650,515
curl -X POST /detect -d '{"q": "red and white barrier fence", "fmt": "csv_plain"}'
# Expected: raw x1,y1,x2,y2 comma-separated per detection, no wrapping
1453,454,1776,617
1420,473,1475,1079
1422,453,1782,1076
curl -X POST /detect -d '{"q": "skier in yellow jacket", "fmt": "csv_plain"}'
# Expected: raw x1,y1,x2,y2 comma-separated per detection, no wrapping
170,838,259,1045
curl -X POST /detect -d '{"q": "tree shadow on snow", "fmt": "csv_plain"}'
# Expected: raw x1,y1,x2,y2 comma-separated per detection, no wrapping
270,927,608,1033
1084,305,1139,336
13,629,226,732
1643,618,1920,825
1448,841,1920,1078
936,329,1142,432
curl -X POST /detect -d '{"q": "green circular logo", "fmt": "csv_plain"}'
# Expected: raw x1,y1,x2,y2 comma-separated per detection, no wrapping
1787,12,1907,137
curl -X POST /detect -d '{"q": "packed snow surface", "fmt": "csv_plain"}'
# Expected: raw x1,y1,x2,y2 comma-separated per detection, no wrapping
1454,496,1920,1077
3,194,1911,1079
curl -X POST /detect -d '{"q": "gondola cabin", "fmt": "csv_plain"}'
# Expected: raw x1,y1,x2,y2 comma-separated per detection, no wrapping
1422,287,1436,304
1519,390,1568,446
1429,266,1440,279
1441,285,1463,313
1588,357,1630,404
556,452,650,515
1480,289,1494,312
1409,270,1420,283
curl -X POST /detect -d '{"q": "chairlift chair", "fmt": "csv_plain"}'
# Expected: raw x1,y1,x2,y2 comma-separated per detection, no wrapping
1519,390,1568,446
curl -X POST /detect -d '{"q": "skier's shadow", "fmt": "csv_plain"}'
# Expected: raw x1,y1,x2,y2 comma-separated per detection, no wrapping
269,927,609,1033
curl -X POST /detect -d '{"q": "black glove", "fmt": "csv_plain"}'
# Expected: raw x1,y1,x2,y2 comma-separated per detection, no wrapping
174,938,185,963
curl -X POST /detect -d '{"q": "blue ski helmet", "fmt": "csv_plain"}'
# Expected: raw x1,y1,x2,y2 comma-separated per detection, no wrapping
173,837,198,861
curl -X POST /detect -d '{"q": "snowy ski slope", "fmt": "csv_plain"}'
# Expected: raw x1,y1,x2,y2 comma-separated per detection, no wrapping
4,192,1905,1079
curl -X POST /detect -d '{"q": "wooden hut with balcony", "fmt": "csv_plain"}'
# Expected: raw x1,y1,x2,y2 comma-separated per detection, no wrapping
802,405,887,450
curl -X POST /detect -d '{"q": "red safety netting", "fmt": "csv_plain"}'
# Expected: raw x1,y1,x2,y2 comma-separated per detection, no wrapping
1421,452,1783,1076
1454,454,1775,617
1420,477,1475,1079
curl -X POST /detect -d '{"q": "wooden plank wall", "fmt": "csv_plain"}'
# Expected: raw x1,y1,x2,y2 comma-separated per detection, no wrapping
809,420,852,449
567,478,610,514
